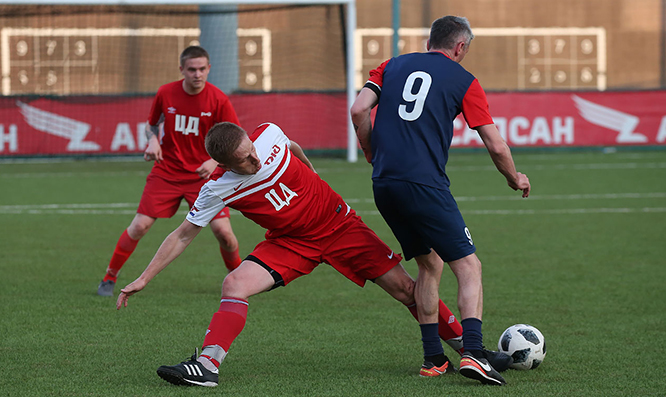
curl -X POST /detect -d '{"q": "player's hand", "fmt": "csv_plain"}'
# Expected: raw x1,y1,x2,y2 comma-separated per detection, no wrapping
116,278,148,310
196,159,218,179
144,136,163,163
509,172,531,198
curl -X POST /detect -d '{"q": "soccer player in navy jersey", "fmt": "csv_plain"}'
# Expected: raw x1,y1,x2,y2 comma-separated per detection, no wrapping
351,15,530,386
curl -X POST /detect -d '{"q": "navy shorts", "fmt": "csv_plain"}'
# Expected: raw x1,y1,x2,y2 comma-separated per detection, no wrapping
372,178,476,262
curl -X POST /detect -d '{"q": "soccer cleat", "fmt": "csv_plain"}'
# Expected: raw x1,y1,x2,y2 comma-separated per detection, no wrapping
419,359,456,377
156,349,218,387
483,348,513,372
459,352,506,386
97,280,115,296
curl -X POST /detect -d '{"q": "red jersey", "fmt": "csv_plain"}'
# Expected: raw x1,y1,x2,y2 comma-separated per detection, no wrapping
187,123,352,239
147,80,240,182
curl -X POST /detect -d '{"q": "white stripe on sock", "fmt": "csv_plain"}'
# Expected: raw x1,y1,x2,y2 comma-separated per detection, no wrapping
220,298,249,306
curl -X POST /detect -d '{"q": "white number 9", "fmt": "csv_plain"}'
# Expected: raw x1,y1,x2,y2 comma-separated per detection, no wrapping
398,71,432,121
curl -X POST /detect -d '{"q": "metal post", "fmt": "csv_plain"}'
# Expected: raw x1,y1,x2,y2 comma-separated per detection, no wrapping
199,4,238,93
346,0,358,162
661,0,666,87
392,0,400,57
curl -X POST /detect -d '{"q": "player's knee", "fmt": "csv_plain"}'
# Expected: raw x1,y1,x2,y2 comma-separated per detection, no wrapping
399,278,416,303
211,226,238,251
221,272,243,297
127,218,153,239
382,276,416,305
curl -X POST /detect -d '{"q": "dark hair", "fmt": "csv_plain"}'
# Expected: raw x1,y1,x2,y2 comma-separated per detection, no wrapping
180,45,210,66
429,16,474,50
205,122,247,164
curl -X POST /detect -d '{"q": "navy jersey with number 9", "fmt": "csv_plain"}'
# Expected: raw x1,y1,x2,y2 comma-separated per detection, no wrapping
365,51,493,191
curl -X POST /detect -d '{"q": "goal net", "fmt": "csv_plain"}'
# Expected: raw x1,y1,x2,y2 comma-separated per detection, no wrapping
0,2,356,158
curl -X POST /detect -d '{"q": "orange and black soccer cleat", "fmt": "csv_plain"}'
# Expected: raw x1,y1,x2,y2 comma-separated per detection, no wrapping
459,351,506,385
419,359,456,377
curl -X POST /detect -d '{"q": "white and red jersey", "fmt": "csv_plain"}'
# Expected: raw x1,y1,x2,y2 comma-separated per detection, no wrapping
187,123,352,239
147,80,240,182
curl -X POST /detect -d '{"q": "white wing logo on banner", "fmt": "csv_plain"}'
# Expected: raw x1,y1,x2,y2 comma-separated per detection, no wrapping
17,101,101,151
572,95,647,143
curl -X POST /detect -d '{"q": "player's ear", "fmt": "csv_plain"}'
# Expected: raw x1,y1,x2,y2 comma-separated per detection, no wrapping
456,41,465,55
426,39,431,51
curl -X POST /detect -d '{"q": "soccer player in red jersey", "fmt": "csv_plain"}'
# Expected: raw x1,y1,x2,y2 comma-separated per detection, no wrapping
97,46,242,297
116,122,468,387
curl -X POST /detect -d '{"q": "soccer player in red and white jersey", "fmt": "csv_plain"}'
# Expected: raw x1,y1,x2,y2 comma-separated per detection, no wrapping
97,46,242,297
116,122,468,387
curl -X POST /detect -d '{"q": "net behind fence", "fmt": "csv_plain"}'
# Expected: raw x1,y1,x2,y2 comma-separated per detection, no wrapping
0,4,350,156
1,0,664,157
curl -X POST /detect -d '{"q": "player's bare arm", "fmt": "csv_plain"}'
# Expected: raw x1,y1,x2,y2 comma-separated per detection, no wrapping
196,158,219,179
116,219,203,309
476,123,531,198
350,87,379,163
143,123,163,163
289,140,316,173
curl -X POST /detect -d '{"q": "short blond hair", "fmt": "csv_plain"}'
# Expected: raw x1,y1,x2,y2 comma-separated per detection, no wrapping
205,122,247,164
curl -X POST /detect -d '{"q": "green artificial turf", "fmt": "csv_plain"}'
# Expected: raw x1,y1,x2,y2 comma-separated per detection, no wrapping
1,150,665,396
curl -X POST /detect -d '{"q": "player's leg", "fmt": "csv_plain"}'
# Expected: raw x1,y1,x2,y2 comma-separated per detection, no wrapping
430,252,510,377
98,174,185,296
372,179,452,374
209,214,242,272
371,262,463,354
157,259,275,387
97,213,156,296
411,251,451,374
322,214,455,376
158,239,319,387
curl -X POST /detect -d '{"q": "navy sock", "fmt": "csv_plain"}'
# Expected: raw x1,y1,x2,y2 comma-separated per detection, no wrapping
420,323,444,357
461,317,483,352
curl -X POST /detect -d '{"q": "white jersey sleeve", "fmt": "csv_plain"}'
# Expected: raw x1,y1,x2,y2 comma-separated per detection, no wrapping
186,184,226,227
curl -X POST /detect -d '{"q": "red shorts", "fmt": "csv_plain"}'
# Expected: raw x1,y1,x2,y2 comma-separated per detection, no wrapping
248,215,402,287
137,173,230,219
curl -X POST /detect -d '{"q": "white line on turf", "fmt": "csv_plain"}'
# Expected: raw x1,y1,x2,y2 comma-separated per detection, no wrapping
2,199,666,216
1,207,665,216
346,192,666,203
2,192,665,212
1,161,665,178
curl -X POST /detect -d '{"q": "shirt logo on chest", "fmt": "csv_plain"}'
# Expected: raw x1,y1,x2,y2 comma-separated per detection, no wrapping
201,111,212,117
167,107,176,114
174,114,200,136
264,145,281,166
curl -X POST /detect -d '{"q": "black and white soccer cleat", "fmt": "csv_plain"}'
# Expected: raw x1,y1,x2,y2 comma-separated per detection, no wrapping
156,349,218,387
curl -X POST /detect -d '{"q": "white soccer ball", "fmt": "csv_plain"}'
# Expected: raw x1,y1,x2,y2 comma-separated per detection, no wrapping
498,324,547,370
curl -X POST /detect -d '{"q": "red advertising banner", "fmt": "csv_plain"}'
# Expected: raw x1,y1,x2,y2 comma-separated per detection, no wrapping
455,91,666,148
0,91,665,156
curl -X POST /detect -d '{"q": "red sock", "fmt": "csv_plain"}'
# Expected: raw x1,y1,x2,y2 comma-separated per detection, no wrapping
203,297,248,352
406,300,463,354
437,300,463,342
103,230,139,282
220,247,242,272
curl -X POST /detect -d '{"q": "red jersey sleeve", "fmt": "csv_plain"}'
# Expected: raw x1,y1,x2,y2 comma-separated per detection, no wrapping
216,96,241,127
461,79,494,129
366,59,391,91
147,86,165,125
